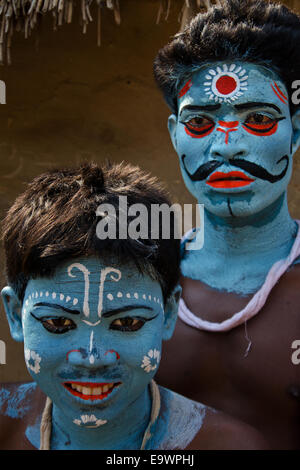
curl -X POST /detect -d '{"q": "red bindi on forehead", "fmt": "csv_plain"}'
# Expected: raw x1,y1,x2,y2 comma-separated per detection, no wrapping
216,75,238,95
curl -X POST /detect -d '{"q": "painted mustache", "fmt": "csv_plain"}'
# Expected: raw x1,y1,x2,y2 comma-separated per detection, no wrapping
181,154,289,184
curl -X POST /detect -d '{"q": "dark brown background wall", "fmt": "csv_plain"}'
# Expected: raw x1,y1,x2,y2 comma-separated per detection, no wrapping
0,0,299,382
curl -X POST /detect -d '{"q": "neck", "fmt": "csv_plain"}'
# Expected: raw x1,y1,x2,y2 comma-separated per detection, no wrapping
50,387,152,450
182,193,298,294
203,193,296,257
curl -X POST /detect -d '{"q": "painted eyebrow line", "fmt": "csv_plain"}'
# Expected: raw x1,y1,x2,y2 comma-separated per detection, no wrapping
32,302,80,315
234,102,282,113
179,104,222,115
102,305,154,318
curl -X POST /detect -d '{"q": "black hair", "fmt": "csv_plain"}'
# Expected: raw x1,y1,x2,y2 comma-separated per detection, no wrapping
154,0,300,114
2,161,180,302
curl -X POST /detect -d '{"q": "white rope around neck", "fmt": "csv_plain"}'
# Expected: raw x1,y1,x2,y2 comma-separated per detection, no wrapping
179,220,300,332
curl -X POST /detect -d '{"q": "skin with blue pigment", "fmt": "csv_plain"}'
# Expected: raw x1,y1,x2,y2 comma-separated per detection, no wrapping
1,256,269,450
156,60,300,450
168,62,300,294
0,383,37,419
1,257,183,450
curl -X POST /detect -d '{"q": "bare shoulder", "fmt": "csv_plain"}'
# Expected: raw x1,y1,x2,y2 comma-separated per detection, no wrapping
0,382,37,433
0,382,37,450
185,408,269,450
0,382,36,412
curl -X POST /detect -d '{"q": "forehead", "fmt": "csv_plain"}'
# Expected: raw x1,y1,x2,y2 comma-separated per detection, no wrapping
178,61,289,110
24,257,163,311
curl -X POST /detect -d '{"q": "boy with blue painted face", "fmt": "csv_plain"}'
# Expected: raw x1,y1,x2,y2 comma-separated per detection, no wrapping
0,162,266,449
154,0,300,449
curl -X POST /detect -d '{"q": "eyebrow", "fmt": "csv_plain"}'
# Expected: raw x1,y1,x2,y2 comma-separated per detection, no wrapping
179,104,222,115
32,302,80,315
234,102,282,113
102,305,154,318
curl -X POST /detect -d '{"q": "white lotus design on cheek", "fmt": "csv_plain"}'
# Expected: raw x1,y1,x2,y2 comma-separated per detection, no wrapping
141,349,161,373
24,348,41,374
73,414,107,428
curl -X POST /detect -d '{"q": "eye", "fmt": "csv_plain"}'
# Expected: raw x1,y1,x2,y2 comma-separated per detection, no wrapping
41,317,77,334
183,116,215,138
244,113,274,125
186,116,214,128
110,317,145,332
242,113,283,136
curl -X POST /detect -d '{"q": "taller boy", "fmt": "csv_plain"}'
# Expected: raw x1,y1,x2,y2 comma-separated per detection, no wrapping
154,0,300,449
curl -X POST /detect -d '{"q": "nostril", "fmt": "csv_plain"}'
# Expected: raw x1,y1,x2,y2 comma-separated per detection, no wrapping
212,151,222,158
235,151,246,157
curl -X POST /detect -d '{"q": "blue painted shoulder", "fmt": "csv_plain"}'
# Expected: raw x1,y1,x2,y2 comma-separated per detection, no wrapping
0,382,37,419
156,386,207,450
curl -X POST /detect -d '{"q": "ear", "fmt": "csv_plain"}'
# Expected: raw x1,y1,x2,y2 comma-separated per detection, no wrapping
168,114,178,151
1,286,24,342
162,284,182,341
291,109,300,154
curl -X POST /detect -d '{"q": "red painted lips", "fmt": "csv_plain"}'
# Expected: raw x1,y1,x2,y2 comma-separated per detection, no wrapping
206,171,255,188
63,381,121,401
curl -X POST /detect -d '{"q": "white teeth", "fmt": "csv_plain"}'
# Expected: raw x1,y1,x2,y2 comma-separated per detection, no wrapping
69,383,115,396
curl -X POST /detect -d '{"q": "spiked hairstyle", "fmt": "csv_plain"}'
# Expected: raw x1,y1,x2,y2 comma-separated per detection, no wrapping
2,162,180,302
154,0,300,114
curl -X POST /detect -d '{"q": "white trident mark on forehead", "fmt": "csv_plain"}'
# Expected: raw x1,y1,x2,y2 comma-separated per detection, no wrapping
67,263,122,326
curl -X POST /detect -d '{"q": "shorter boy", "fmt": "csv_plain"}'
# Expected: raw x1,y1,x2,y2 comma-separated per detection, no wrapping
1,162,266,449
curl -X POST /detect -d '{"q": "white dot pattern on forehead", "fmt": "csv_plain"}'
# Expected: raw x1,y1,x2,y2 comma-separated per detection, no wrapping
24,289,164,313
203,63,248,104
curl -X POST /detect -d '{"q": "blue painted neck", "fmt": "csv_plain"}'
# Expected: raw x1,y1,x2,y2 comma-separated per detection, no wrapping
182,192,298,294
51,386,152,450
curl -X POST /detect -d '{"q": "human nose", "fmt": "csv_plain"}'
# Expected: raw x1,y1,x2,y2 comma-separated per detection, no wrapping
66,331,120,368
210,120,249,161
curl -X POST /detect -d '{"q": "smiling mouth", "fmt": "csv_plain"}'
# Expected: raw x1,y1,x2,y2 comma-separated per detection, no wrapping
63,381,122,400
206,171,255,188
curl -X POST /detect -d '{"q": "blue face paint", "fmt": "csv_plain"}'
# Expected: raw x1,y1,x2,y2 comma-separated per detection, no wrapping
169,62,300,294
171,62,295,218
20,257,167,449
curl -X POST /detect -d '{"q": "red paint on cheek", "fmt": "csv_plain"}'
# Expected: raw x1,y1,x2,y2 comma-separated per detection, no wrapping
66,349,81,362
104,349,120,360
242,122,278,136
178,80,193,99
184,123,215,139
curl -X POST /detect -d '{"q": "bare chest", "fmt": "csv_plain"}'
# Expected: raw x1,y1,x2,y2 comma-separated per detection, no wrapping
157,268,300,428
